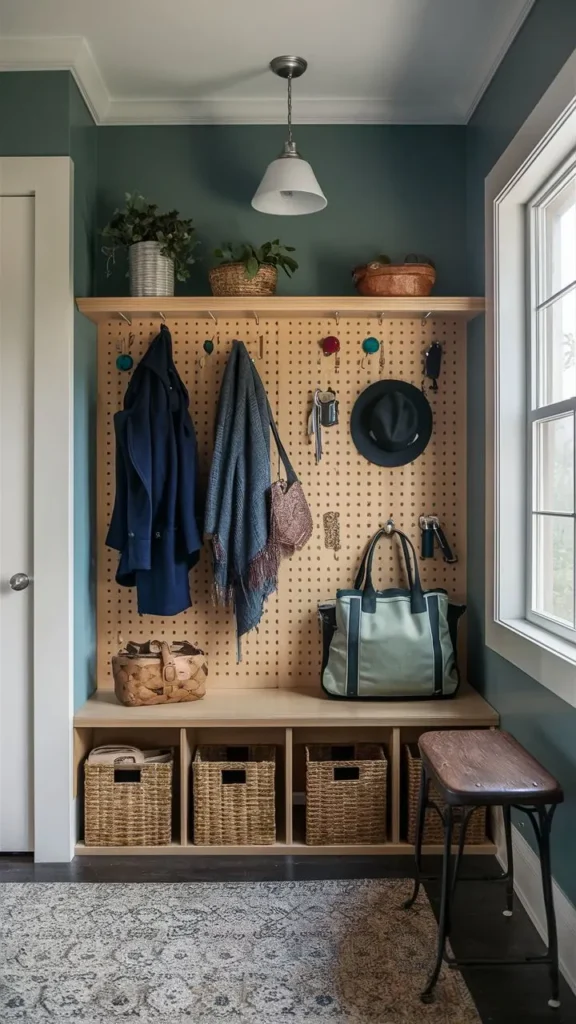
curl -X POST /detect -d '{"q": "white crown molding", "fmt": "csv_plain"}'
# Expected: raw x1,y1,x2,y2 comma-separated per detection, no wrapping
464,0,536,121
0,12,536,127
0,36,110,123
103,95,459,126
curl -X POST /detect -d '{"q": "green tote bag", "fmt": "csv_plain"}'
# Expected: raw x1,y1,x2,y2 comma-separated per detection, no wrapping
322,525,460,699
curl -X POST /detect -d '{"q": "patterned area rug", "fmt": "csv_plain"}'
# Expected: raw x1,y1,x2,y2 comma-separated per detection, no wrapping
0,879,480,1023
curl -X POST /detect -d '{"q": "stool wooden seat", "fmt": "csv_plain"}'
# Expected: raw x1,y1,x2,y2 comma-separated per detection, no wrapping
419,729,562,805
404,728,564,1009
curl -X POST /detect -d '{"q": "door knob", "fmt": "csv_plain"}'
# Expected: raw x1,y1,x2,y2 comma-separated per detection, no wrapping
9,573,30,591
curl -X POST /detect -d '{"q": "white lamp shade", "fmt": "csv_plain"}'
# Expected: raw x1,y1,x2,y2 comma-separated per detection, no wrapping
252,155,327,215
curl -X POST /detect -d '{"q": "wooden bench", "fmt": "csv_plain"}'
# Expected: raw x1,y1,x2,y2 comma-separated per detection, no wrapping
73,685,499,857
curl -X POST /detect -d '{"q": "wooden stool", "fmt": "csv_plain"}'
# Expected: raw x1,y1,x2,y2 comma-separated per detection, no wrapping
404,729,564,1008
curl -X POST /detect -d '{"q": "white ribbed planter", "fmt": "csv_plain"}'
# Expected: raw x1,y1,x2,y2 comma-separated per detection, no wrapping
129,241,175,297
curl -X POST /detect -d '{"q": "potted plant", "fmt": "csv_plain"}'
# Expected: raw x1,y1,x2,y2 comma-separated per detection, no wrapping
102,192,199,297
210,240,298,296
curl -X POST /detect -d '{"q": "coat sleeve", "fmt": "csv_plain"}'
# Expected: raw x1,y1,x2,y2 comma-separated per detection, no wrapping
105,409,129,555
123,374,154,571
106,373,154,573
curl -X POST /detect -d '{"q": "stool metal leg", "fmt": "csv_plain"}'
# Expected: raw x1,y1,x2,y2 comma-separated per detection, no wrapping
421,805,453,1003
450,806,475,902
404,764,428,910
534,806,560,1009
503,805,514,917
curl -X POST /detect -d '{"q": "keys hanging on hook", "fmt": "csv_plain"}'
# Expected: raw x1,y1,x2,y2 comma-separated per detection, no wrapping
199,333,217,369
116,332,134,371
422,341,442,392
308,389,323,463
321,335,340,374
361,336,380,369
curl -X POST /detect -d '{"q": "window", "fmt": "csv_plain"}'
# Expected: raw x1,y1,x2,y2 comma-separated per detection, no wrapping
527,157,576,643
486,59,576,709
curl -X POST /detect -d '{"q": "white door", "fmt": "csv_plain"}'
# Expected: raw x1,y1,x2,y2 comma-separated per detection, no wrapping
0,196,34,852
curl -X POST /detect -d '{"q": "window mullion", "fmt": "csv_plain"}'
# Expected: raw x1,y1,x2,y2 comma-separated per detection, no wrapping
535,277,576,312
529,396,576,421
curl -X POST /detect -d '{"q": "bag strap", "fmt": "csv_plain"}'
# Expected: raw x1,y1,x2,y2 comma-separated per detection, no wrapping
395,531,426,614
354,525,426,614
268,404,298,486
354,528,387,591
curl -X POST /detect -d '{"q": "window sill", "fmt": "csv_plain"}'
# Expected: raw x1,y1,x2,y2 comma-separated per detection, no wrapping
486,616,576,709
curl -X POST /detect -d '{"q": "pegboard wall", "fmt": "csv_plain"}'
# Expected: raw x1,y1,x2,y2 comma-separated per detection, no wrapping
97,317,466,689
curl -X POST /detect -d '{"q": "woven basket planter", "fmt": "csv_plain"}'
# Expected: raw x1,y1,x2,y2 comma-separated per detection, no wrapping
405,744,487,845
209,262,278,297
84,758,173,846
129,241,175,297
353,261,436,297
306,744,387,845
193,745,276,845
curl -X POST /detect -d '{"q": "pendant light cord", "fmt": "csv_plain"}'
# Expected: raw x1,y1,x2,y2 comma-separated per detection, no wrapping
287,74,293,144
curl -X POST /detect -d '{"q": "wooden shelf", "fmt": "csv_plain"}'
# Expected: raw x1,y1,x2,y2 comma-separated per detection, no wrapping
74,840,497,857
76,295,485,325
74,688,498,858
74,684,498,729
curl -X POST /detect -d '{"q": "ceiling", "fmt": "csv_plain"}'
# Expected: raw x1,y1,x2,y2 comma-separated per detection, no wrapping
0,0,535,125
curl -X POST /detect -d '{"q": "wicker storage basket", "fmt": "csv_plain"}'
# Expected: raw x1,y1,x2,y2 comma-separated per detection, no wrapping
209,262,278,296
112,640,207,707
405,744,487,845
306,744,387,845
193,745,276,845
84,757,173,846
353,261,436,297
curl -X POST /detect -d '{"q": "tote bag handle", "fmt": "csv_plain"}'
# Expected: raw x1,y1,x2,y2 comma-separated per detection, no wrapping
354,526,426,614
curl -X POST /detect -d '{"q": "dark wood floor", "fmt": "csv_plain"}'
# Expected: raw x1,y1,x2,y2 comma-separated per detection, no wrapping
1,853,574,1023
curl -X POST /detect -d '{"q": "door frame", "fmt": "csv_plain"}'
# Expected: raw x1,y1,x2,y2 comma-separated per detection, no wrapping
0,157,75,861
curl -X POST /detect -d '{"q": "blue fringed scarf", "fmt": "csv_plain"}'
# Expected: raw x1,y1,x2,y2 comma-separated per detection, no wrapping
204,340,278,640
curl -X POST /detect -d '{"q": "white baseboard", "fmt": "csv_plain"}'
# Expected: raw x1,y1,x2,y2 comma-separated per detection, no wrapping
493,810,576,994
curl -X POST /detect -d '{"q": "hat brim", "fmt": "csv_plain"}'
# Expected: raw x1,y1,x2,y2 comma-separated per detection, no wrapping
350,379,433,467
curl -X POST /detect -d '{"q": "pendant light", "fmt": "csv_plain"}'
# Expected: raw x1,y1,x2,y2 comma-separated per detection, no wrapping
251,56,327,216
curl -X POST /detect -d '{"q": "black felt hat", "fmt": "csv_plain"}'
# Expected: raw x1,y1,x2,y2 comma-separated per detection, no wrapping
350,379,433,467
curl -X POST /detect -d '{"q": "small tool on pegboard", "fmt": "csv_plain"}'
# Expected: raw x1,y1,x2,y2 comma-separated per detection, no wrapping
422,341,442,392
323,511,341,560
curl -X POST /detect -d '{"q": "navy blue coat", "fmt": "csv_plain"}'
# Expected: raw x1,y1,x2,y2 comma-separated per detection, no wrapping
106,325,201,615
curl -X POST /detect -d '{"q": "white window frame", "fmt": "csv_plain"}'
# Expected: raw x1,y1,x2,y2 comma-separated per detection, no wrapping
526,154,576,644
486,48,576,709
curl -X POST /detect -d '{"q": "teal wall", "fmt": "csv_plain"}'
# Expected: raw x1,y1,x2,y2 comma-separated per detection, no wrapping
0,71,97,709
3,2,576,893
96,125,468,296
69,79,98,710
466,0,576,903
0,72,70,155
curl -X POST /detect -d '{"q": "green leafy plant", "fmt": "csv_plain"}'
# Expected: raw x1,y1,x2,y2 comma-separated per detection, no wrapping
370,253,435,268
213,240,298,279
102,192,199,282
